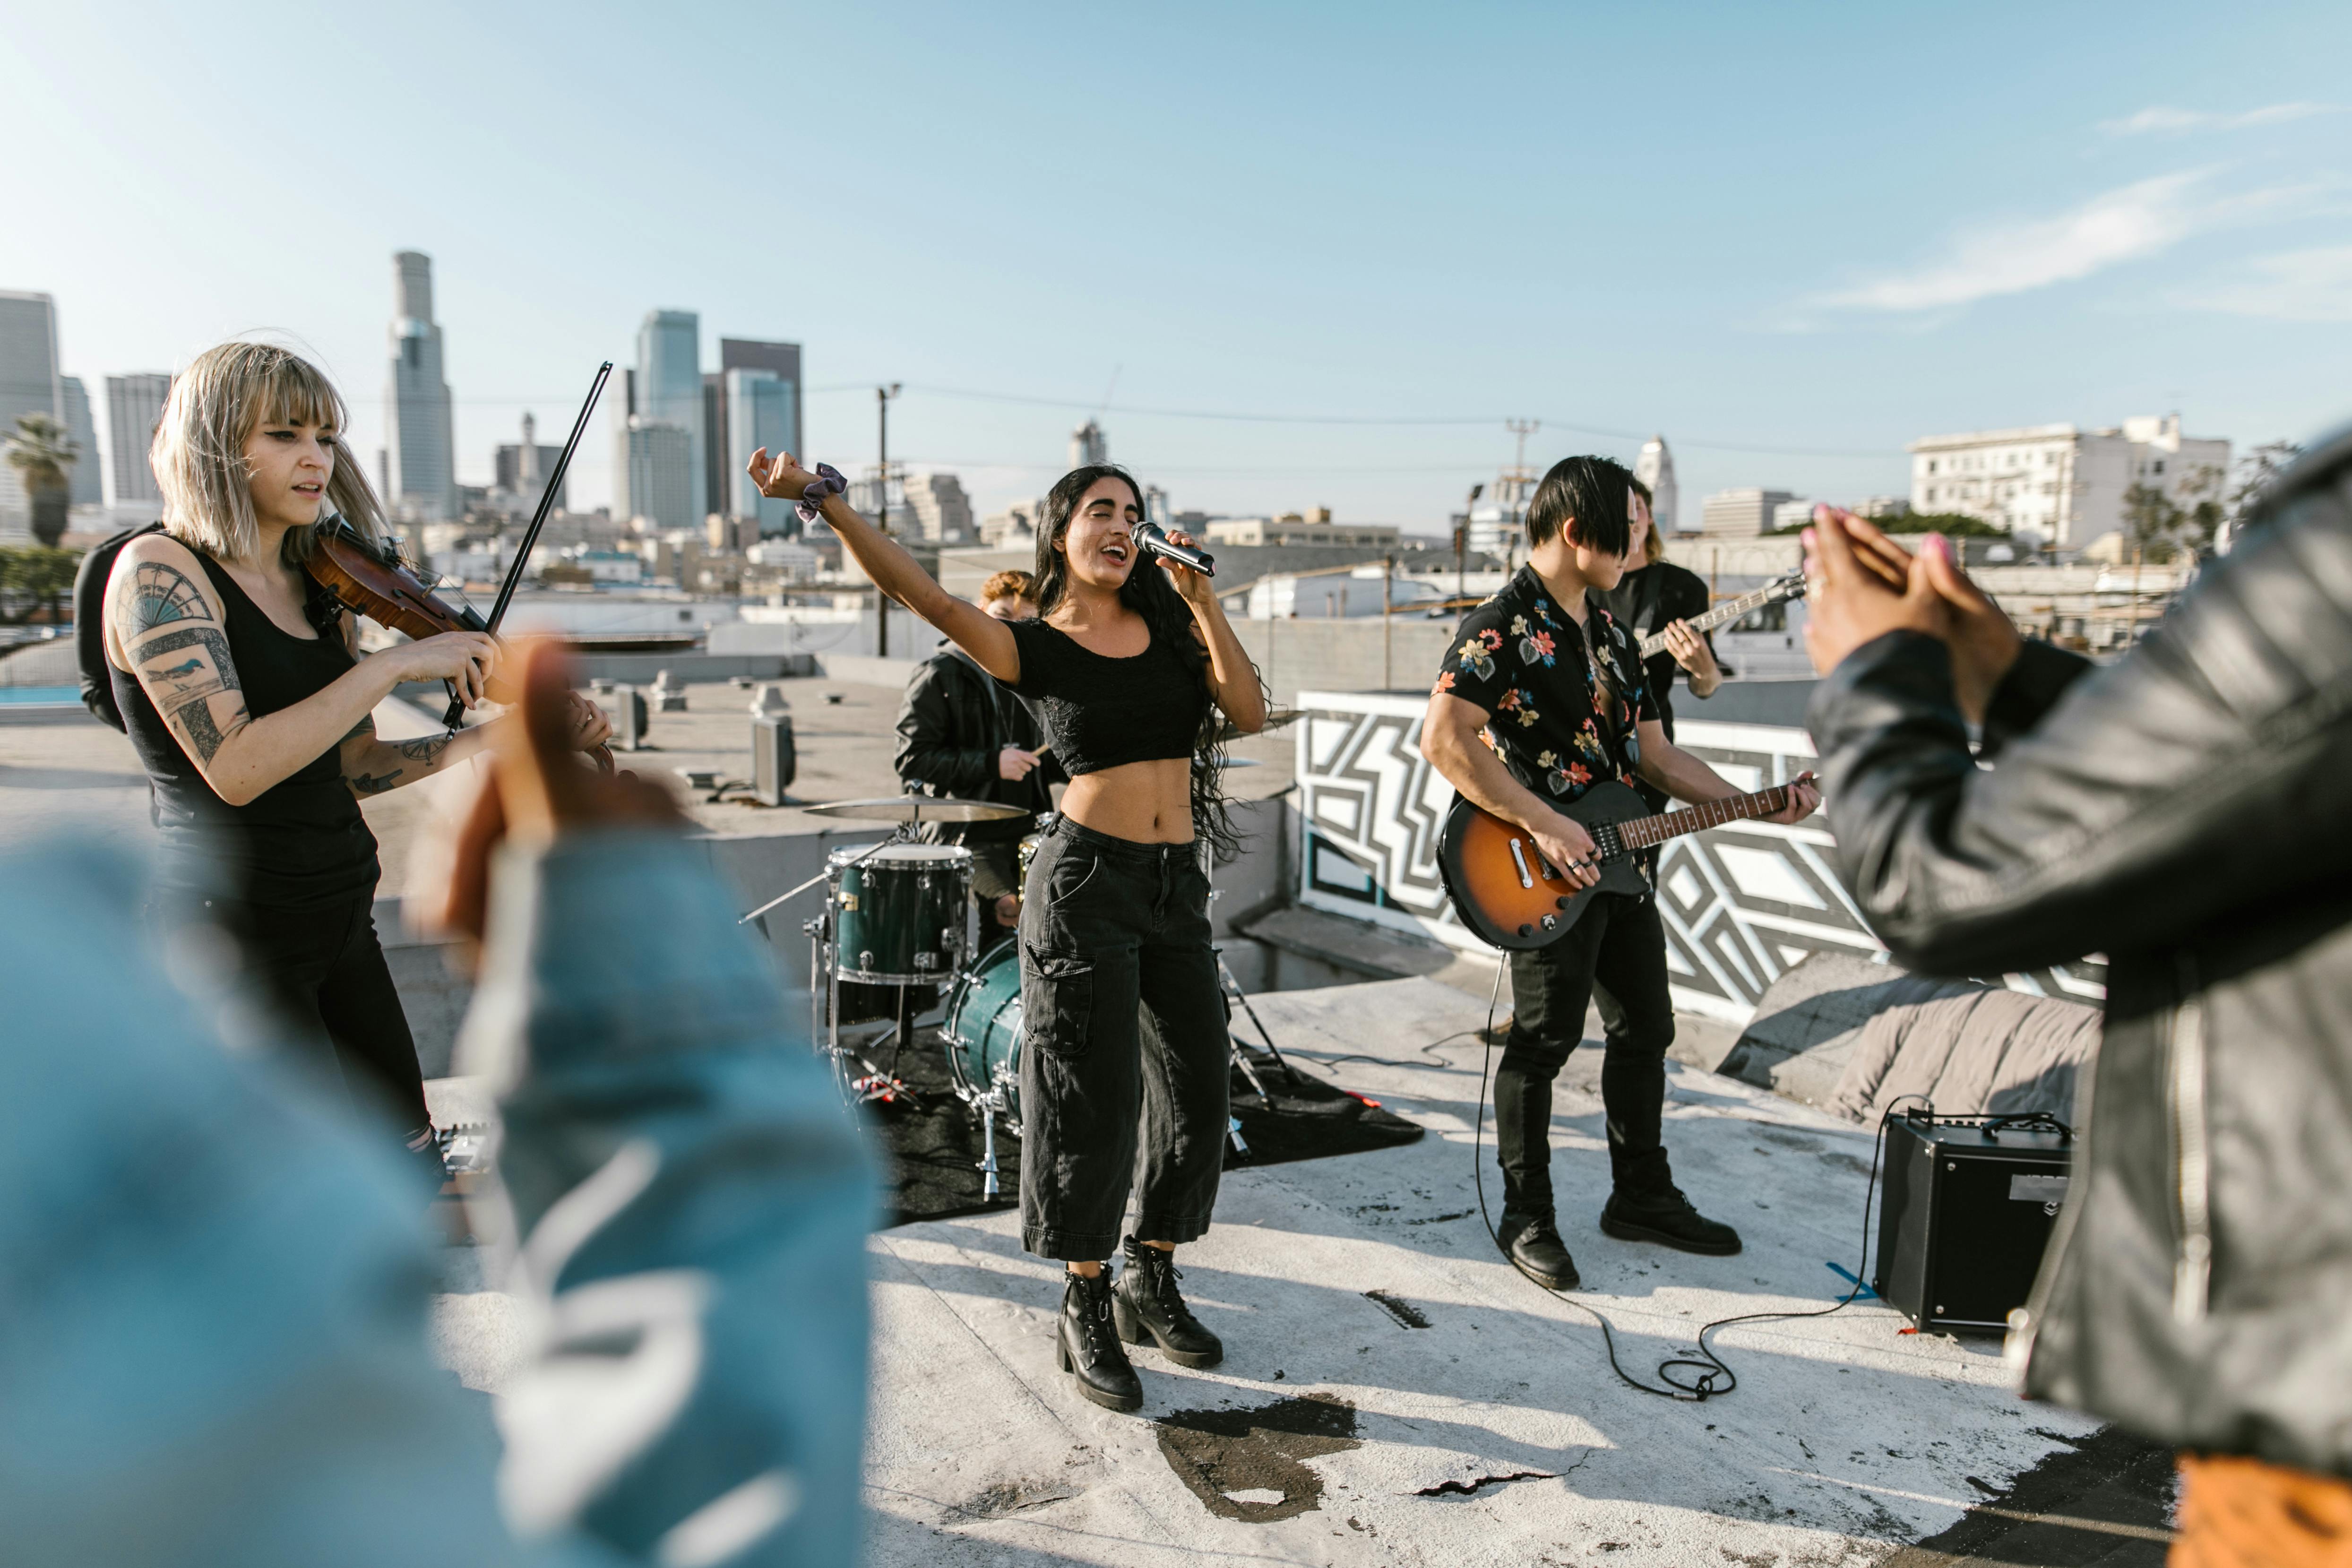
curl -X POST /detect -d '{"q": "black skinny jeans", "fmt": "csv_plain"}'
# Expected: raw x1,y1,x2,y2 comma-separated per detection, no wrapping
198,892,432,1138
1498,888,1677,1217
1017,818,1229,1261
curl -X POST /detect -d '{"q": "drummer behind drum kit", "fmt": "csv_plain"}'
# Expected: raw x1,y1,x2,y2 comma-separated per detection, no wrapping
746,791,1298,1202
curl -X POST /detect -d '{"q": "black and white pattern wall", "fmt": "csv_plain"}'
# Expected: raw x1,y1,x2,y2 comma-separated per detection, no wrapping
1295,692,2103,1023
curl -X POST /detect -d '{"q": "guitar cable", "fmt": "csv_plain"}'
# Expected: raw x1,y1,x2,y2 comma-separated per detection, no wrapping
1466,957,1923,1401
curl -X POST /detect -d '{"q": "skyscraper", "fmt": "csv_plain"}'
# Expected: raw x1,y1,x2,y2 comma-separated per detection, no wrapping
1070,419,1106,469
901,472,974,543
106,372,172,507
636,310,703,522
725,369,796,535
622,417,695,529
60,377,100,507
1635,435,1681,535
385,251,457,520
0,291,61,533
720,337,802,454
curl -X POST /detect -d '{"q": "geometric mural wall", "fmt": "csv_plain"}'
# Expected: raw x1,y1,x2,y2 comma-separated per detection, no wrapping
1296,691,2104,1025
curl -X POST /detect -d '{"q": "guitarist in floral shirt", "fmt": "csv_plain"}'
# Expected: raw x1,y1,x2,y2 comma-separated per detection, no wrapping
1422,456,1819,1291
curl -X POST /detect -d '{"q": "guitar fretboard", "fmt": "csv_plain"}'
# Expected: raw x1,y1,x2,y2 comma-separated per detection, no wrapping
1605,784,1794,853
1636,575,1805,659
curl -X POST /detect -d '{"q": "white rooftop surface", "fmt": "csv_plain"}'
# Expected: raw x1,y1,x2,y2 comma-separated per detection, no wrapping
437,974,2101,1566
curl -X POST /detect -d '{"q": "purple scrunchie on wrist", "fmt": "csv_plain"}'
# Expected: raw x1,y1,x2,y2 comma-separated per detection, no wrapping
796,462,847,525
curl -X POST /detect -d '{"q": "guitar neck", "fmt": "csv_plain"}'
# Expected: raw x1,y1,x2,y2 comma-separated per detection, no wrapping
1611,784,1793,851
1637,577,1797,658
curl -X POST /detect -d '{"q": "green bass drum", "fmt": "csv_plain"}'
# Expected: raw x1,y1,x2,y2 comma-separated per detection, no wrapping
942,940,1024,1126
828,843,971,985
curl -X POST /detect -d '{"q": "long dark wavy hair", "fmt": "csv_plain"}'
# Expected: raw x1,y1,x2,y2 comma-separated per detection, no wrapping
1031,464,1261,862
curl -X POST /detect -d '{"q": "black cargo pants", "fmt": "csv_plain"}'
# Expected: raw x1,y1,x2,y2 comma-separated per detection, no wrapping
1017,817,1230,1261
1497,888,1678,1216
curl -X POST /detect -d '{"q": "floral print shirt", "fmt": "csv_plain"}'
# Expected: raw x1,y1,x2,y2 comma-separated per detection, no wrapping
1431,567,1657,807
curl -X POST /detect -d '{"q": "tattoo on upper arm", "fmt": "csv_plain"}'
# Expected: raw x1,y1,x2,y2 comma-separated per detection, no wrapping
132,626,247,764
174,699,232,765
392,731,455,766
123,562,212,637
348,769,405,794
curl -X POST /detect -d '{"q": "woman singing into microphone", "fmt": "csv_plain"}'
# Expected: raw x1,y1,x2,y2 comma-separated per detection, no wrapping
103,342,610,1183
750,451,1266,1413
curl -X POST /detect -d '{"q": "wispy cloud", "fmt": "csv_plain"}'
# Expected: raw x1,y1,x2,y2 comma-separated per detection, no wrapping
2177,246,2352,323
1818,172,2210,312
2101,102,2343,136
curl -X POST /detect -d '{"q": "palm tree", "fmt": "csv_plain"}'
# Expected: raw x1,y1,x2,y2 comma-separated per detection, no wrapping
4,413,80,548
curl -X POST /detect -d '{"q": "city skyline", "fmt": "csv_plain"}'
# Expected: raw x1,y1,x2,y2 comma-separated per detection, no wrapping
3,3,2347,531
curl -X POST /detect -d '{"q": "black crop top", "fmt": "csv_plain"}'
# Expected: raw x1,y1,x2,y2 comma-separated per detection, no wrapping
1003,616,1205,775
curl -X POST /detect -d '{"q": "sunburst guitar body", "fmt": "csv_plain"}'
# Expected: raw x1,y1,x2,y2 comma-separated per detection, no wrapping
1436,775,1807,950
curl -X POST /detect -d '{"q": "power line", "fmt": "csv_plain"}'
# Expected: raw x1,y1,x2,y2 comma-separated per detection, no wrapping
408,383,1896,460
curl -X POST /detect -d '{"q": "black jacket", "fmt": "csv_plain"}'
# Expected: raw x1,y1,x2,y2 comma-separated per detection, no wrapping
1806,426,2352,1476
892,642,1058,842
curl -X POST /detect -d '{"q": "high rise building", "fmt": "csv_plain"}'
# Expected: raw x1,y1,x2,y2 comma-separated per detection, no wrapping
725,369,797,536
1069,419,1106,469
106,372,172,507
622,417,695,529
1908,415,2230,550
901,472,974,543
701,373,727,524
610,366,638,517
385,251,457,520
494,410,567,510
59,376,100,507
711,338,802,522
636,310,703,522
1635,435,1681,534
0,290,61,533
1700,488,1795,539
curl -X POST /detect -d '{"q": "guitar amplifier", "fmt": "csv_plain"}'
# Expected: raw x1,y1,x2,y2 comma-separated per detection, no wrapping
1871,1110,2073,1335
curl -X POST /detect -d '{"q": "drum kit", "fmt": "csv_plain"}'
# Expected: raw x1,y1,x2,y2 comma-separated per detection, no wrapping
754,790,1299,1203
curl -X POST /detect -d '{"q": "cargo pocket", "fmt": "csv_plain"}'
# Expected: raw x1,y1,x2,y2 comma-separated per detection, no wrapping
1024,945,1094,1059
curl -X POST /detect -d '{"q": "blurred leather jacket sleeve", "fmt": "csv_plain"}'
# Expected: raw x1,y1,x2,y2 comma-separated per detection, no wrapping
1805,428,2352,1476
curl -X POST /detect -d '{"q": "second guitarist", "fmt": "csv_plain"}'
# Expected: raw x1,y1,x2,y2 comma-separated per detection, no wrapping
1421,456,1819,1290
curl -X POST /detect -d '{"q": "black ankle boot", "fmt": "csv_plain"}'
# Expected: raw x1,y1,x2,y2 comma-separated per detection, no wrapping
1057,1268,1143,1412
1601,1185,1742,1256
1111,1237,1224,1368
1498,1210,1580,1291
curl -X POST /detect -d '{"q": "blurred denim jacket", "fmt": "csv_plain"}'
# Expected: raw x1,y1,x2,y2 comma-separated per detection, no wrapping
0,830,875,1568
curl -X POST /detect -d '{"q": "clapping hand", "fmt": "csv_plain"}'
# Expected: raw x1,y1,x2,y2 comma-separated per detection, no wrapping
1802,508,2020,724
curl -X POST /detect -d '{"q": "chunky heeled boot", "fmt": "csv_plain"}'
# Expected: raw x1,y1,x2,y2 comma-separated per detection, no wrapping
1056,1268,1144,1412
1111,1236,1224,1368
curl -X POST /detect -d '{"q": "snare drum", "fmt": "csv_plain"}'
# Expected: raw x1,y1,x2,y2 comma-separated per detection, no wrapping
827,843,972,985
941,939,1024,1125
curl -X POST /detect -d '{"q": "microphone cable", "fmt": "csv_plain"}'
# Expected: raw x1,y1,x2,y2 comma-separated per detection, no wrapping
1465,960,1925,1401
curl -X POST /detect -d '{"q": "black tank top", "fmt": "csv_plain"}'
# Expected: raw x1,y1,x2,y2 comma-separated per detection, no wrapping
111,551,380,910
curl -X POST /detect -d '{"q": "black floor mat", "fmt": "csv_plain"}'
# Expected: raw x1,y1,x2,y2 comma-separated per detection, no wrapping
852,1025,1423,1228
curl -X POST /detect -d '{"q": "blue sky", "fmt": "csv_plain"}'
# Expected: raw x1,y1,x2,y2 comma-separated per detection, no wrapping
4,1,2347,528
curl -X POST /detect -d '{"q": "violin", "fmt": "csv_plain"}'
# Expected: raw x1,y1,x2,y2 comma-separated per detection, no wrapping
305,523,617,773
305,359,618,770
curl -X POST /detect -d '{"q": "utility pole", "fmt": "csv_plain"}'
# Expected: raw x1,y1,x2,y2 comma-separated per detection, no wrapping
1457,482,1483,605
875,382,901,657
1503,419,1540,569
1381,551,1395,690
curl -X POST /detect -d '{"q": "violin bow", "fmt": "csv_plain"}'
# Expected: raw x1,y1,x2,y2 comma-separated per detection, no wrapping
442,361,613,728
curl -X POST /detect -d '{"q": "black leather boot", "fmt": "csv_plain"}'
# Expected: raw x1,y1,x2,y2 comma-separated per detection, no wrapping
1601,1185,1742,1256
1498,1210,1580,1291
1056,1268,1143,1412
1111,1237,1224,1368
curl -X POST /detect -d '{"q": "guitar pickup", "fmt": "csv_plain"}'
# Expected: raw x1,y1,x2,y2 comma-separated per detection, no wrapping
1508,837,1534,889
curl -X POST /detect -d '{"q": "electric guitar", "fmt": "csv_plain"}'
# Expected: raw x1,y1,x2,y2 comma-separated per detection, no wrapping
1436,776,1814,950
1636,570,1808,660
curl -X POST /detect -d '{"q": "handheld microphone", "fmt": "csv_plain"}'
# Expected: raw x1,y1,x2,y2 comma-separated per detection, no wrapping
1132,520,1215,578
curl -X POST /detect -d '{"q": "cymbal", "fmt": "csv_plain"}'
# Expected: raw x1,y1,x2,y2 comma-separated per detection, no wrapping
1216,706,1304,744
803,795,1032,823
